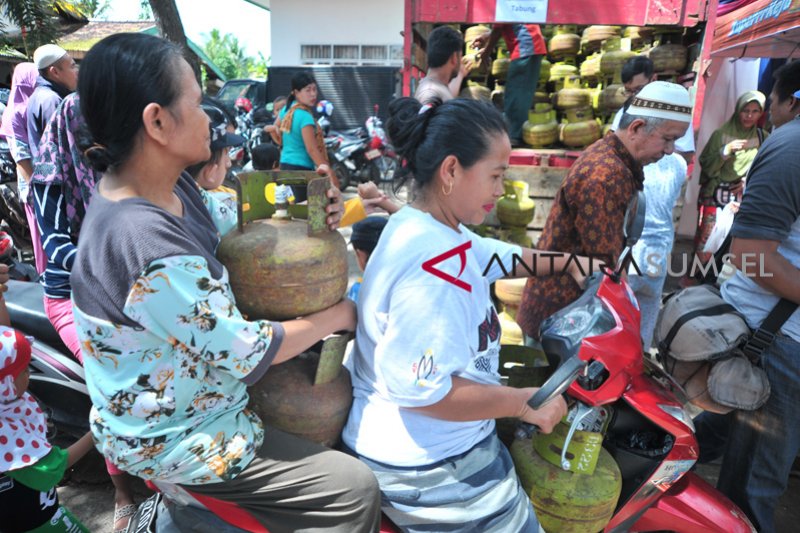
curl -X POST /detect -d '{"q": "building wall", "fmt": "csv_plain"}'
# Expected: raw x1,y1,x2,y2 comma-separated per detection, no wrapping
270,0,404,66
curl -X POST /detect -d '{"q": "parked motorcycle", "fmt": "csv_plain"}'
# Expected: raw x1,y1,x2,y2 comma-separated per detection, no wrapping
512,191,755,532
5,278,90,440
326,104,398,191
230,100,280,172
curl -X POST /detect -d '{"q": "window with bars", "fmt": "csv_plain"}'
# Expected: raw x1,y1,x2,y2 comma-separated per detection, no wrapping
300,45,332,63
300,44,403,66
333,45,360,63
361,45,388,61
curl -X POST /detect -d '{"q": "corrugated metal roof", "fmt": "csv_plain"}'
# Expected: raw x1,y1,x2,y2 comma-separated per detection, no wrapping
0,46,28,61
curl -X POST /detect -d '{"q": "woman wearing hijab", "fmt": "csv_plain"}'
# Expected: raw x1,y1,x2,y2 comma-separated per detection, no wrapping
695,90,768,258
0,63,45,272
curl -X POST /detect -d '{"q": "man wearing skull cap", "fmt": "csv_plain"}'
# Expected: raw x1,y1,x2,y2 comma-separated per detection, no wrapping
26,44,78,160
518,81,692,339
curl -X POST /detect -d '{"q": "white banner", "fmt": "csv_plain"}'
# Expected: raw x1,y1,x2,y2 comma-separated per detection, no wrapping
495,0,548,23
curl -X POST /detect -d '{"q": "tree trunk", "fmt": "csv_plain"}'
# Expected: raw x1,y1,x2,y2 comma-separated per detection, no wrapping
148,0,201,82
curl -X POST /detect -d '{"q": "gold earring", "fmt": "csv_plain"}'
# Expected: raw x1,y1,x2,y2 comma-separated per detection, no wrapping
442,180,454,196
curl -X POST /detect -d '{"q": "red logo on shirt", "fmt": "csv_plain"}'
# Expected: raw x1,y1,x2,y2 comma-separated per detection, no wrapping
421,241,472,292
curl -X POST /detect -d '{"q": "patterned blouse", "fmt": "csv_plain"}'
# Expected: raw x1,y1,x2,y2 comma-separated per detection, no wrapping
518,133,644,339
71,174,284,485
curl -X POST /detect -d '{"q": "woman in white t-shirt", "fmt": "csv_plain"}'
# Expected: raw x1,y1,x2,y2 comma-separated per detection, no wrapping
342,97,589,532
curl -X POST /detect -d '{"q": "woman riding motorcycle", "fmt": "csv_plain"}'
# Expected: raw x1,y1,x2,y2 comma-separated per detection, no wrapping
68,33,380,532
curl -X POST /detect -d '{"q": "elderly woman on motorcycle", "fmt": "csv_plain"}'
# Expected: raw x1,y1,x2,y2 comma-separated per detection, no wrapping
341,97,590,532
69,33,380,532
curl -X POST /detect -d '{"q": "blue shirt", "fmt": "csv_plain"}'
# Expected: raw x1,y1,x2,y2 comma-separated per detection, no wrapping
279,106,316,169
26,77,70,159
721,117,800,341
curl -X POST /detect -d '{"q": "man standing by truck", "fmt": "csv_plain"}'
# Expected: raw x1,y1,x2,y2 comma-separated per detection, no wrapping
414,26,471,105
472,24,546,147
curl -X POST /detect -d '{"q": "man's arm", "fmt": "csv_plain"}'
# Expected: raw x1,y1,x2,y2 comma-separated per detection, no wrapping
729,238,800,303
448,57,472,98
472,26,503,68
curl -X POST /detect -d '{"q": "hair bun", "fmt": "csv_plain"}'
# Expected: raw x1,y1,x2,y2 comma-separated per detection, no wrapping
81,143,113,172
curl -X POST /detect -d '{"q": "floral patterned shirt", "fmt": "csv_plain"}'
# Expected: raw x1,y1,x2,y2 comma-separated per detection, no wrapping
518,133,644,339
71,174,284,485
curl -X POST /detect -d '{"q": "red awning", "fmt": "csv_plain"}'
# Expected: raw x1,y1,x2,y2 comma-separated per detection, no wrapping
712,0,800,58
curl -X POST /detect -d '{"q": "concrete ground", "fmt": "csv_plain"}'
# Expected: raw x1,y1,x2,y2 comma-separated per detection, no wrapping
57,223,800,531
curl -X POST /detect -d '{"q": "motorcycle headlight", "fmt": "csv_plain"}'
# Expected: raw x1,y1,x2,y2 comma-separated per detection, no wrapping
658,404,696,432
540,275,616,351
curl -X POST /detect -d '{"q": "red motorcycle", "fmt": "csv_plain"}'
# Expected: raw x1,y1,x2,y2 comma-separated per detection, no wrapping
127,194,753,532
516,191,755,532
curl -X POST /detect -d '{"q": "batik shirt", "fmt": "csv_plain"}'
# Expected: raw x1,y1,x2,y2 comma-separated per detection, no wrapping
518,133,644,339
71,174,284,485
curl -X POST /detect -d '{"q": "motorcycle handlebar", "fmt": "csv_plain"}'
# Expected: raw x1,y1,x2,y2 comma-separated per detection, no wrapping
528,356,586,410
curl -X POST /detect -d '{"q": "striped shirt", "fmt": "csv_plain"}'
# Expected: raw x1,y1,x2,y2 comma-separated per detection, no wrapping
32,181,75,299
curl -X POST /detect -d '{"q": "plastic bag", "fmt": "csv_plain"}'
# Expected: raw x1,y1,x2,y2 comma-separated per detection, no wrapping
703,202,737,254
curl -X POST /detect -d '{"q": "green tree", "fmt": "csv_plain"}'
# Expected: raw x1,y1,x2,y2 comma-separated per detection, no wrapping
139,0,153,20
0,0,100,54
73,0,110,18
248,51,269,79
0,0,60,53
203,28,253,80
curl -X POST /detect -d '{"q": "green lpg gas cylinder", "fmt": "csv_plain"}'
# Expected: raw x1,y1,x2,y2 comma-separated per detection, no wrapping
511,422,622,533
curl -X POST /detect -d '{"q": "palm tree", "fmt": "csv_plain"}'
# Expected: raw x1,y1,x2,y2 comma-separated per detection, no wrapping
0,0,88,56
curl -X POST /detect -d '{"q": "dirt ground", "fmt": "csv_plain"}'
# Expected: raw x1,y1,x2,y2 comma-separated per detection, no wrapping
57,230,800,532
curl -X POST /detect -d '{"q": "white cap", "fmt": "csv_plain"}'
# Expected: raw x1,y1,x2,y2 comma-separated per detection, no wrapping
626,81,692,123
33,44,68,70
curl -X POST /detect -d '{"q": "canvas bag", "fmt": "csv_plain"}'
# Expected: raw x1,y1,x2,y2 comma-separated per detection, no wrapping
654,284,770,414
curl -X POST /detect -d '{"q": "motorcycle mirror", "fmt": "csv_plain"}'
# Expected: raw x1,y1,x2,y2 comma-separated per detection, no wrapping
622,191,646,247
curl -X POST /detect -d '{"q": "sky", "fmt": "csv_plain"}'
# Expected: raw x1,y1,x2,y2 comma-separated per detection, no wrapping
103,0,271,59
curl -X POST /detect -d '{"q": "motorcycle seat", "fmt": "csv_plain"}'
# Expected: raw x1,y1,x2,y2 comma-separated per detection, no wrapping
5,279,70,355
147,481,266,532
332,128,367,140
344,127,367,137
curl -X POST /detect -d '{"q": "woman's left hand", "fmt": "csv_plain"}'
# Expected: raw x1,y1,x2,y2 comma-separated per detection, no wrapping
317,164,344,230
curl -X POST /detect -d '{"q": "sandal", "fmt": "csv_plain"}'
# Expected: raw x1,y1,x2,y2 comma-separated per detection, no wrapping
113,503,137,533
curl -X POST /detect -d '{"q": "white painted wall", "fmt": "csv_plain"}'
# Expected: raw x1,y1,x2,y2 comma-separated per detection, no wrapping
270,0,404,66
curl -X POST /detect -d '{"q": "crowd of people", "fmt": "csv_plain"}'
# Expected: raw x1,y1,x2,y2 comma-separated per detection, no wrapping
0,24,798,533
